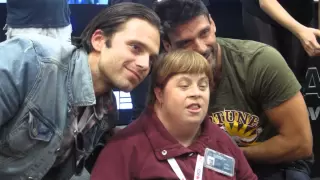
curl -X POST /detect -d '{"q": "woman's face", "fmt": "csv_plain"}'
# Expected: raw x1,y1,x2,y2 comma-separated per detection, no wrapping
155,73,210,125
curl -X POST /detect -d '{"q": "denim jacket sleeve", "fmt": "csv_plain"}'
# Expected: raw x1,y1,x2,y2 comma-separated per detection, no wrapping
0,37,40,127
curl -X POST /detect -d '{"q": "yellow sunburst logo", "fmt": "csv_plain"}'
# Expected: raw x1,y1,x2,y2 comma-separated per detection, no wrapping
209,109,262,146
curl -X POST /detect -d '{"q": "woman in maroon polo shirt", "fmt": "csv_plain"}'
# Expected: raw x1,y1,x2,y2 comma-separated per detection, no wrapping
91,50,257,180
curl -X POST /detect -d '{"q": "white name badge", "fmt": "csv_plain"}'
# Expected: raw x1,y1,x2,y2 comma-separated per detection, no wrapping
203,148,235,177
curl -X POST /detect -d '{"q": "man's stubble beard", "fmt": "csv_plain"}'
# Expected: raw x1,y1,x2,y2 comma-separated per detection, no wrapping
208,43,220,92
209,43,218,74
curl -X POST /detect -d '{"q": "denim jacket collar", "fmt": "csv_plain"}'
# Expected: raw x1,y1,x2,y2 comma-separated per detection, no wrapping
67,49,96,107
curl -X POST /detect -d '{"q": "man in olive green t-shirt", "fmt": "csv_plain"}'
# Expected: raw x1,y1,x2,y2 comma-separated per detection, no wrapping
154,0,313,179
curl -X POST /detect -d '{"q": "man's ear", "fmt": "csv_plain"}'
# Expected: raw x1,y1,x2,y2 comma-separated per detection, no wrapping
209,16,217,33
154,87,163,103
91,29,108,52
162,40,171,52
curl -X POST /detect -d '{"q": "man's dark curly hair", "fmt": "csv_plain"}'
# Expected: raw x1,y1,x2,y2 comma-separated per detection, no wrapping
153,0,209,43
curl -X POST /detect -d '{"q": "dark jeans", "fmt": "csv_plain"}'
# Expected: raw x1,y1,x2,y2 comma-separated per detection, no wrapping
251,161,312,180
260,169,310,180
242,9,310,83
254,168,310,180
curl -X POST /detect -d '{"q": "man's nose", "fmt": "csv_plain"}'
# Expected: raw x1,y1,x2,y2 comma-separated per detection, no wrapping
193,39,207,55
135,54,150,70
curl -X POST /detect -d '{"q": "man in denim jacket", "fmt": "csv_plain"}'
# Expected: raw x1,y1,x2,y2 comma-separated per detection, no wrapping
0,3,160,180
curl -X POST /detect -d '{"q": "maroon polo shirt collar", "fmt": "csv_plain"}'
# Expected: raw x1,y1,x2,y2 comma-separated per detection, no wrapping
141,106,216,161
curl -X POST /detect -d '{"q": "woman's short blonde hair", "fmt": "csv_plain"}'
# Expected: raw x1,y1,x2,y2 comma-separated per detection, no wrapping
147,49,214,105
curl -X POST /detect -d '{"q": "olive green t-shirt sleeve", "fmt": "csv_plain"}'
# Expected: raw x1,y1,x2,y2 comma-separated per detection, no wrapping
247,46,301,110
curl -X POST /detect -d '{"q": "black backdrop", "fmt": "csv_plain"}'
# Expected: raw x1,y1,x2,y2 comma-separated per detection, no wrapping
0,1,319,177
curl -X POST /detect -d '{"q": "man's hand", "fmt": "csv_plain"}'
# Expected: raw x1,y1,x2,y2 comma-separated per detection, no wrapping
296,27,320,56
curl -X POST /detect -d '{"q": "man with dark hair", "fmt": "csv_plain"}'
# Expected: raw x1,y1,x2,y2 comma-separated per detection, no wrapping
154,0,313,179
107,0,157,122
0,2,160,180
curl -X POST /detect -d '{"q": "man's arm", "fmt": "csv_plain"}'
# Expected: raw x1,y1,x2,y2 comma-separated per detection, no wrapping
241,92,312,164
242,46,313,164
0,38,38,127
259,0,320,56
